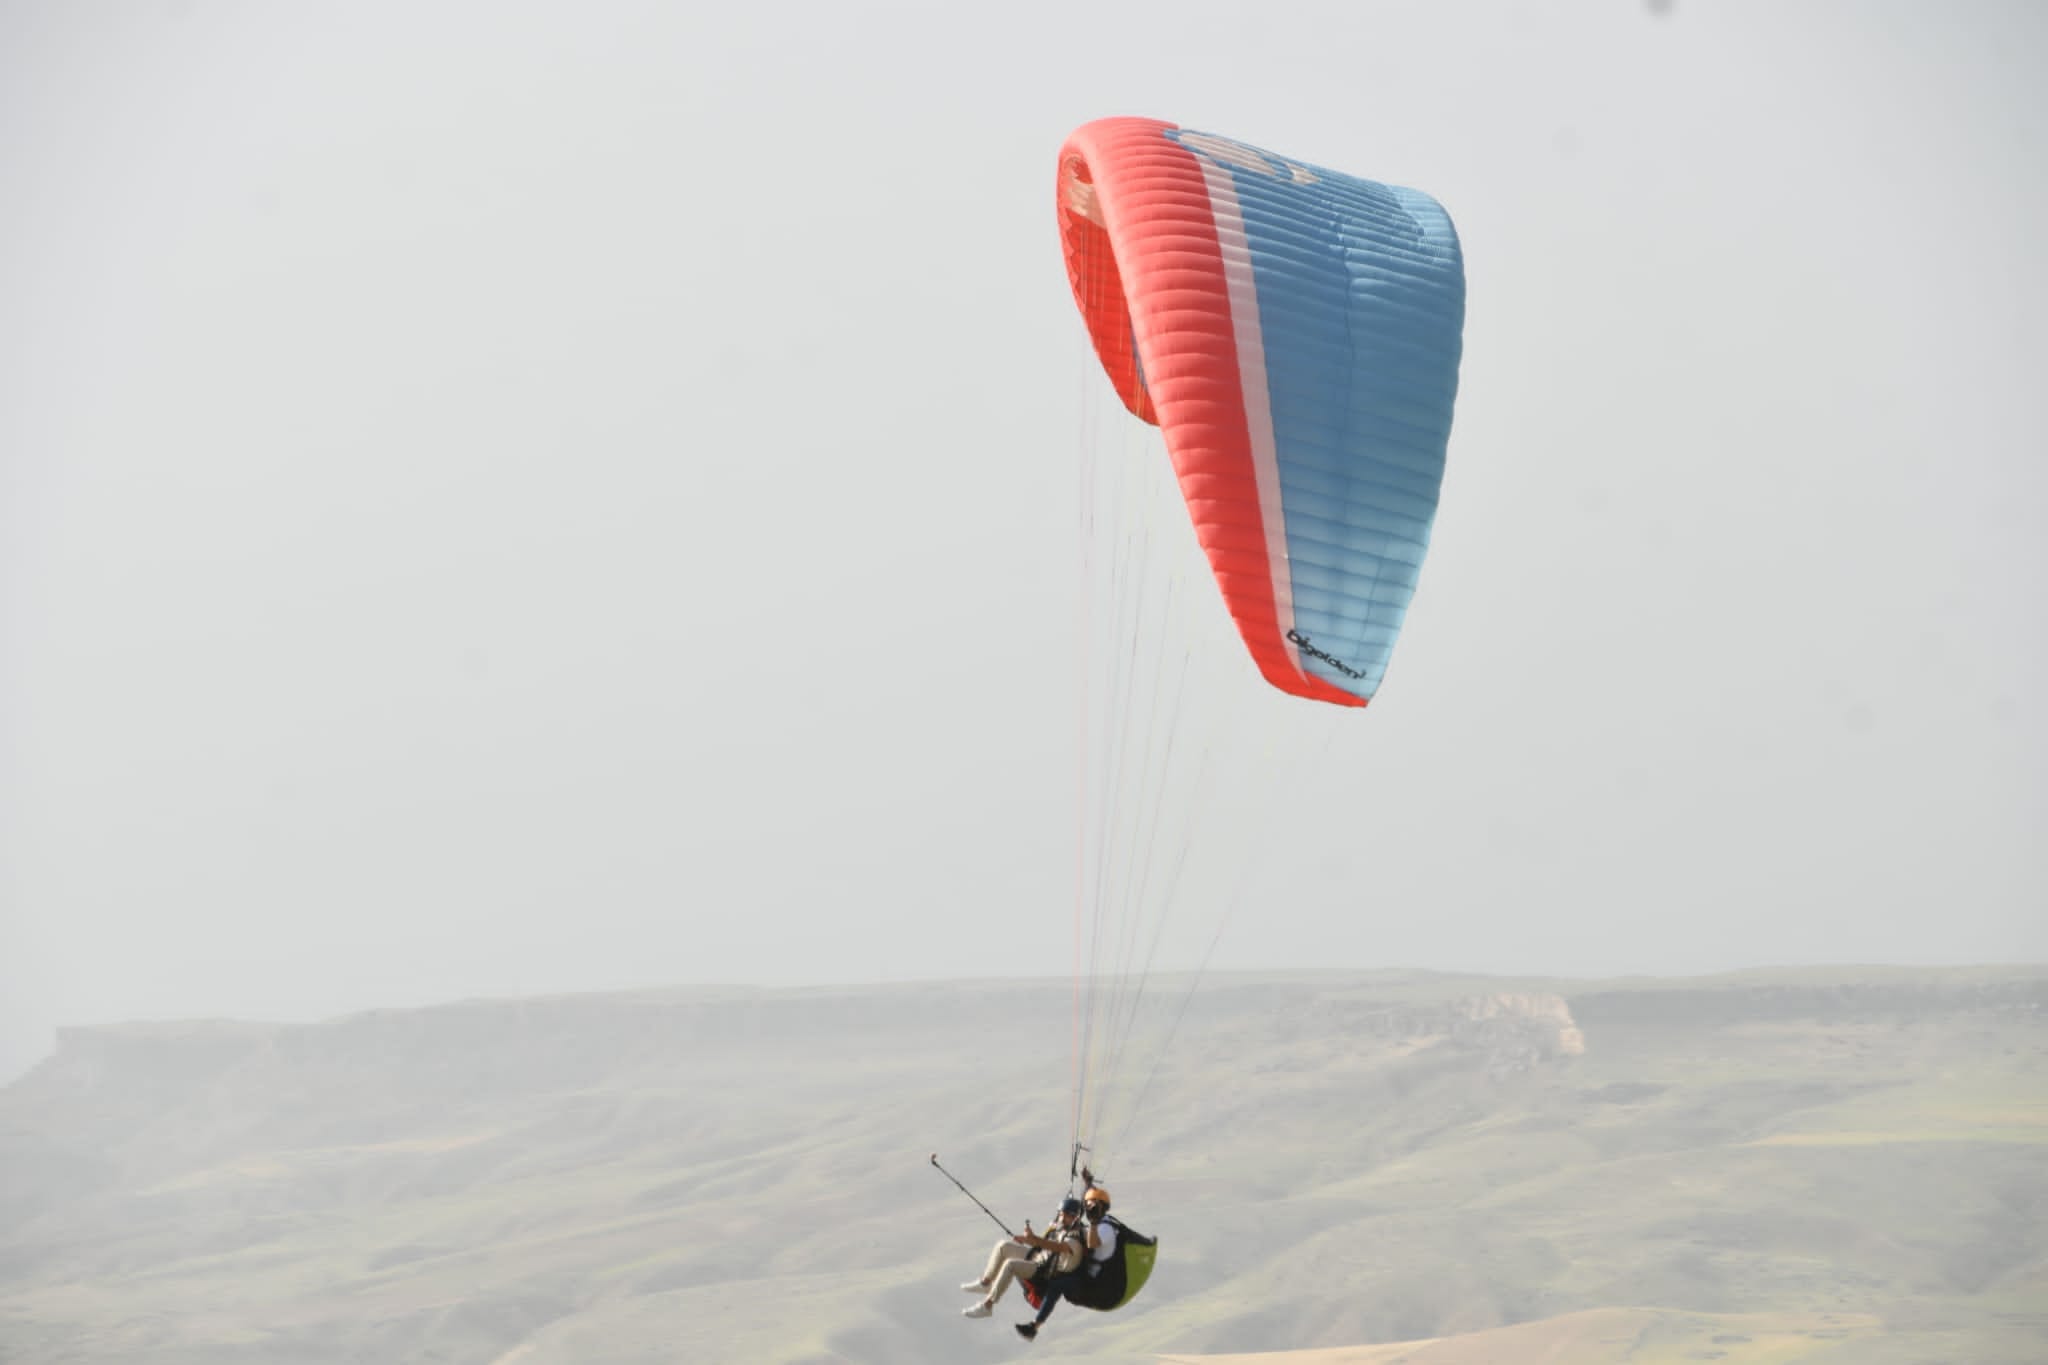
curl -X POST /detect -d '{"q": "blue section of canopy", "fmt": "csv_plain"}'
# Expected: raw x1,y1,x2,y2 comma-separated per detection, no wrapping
1173,129,1465,700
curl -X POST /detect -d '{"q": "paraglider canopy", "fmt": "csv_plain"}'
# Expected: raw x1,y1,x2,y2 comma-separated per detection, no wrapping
1056,116,1466,709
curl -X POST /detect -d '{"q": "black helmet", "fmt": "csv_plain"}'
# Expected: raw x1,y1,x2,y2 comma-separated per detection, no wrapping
1059,1197,1083,1216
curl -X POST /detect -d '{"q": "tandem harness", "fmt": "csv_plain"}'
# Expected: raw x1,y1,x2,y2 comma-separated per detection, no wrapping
1022,1216,1157,1313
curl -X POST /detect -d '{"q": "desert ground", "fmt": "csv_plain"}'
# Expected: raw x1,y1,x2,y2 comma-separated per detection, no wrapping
3,966,2043,1363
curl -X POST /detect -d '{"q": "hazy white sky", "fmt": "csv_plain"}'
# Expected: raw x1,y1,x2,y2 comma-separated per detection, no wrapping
3,0,2043,1079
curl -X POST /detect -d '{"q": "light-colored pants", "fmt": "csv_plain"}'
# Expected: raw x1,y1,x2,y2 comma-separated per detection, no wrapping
978,1239,1041,1304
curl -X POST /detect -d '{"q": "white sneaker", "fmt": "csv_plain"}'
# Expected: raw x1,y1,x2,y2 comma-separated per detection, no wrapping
960,1280,988,1293
961,1300,993,1319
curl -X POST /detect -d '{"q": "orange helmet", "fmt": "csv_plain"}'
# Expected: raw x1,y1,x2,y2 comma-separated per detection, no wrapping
1083,1186,1111,1213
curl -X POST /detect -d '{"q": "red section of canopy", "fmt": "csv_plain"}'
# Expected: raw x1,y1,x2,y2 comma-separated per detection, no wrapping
1056,117,1360,708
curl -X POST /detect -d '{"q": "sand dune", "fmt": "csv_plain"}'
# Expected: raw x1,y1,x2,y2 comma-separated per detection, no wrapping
1158,1307,1883,1364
